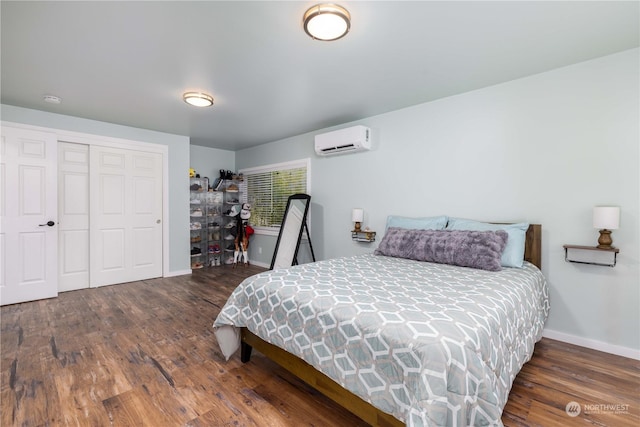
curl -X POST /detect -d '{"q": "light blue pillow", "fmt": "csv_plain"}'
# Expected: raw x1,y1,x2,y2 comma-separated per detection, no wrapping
446,218,529,268
385,215,448,231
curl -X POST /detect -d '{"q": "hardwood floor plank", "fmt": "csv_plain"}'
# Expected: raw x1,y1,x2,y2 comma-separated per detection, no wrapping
168,360,230,412
184,395,262,427
102,388,171,426
3,347,60,427
49,353,116,426
1,265,638,427
505,340,640,427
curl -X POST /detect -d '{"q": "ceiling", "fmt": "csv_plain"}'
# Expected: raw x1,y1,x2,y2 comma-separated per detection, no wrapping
2,1,638,151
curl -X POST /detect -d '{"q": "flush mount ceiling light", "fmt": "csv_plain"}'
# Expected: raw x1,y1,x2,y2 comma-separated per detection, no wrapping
183,92,214,107
43,95,62,104
303,3,351,41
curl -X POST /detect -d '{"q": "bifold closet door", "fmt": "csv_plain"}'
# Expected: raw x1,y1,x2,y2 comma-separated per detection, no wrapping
90,146,162,287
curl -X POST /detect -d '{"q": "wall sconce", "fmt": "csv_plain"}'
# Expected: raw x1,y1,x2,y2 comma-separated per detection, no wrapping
352,208,363,232
593,206,620,248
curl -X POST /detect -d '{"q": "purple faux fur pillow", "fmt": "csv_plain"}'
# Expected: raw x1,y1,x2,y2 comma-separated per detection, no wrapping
374,227,509,271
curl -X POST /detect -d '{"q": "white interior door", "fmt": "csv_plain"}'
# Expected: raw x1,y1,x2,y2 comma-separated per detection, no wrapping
90,146,162,287
0,127,58,305
58,142,89,292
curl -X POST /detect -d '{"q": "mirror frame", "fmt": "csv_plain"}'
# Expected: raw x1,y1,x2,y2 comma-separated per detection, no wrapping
270,193,312,270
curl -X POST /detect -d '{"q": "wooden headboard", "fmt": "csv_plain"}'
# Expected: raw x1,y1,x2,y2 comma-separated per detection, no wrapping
524,224,542,269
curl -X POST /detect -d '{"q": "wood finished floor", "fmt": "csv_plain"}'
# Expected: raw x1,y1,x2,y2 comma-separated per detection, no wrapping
1,265,638,427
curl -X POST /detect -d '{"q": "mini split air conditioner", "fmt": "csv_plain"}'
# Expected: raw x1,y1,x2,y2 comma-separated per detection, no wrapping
314,125,371,156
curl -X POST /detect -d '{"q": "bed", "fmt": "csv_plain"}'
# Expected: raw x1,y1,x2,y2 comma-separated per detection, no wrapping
214,222,549,426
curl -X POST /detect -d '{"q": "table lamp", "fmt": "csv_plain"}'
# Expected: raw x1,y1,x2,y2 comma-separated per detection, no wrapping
593,206,620,249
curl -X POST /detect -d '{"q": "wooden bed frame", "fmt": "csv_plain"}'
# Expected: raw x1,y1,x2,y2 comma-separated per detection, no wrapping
240,224,542,426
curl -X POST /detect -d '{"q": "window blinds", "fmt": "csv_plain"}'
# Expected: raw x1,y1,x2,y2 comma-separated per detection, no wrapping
243,162,308,231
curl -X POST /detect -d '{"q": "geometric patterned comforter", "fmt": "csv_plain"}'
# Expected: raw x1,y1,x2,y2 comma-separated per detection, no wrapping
213,254,550,426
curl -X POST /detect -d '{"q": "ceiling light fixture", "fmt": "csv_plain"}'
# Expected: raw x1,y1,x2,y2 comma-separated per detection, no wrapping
183,92,214,107
303,3,351,41
43,95,62,104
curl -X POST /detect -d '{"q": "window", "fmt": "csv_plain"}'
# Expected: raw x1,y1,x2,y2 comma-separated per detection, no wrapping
240,159,310,235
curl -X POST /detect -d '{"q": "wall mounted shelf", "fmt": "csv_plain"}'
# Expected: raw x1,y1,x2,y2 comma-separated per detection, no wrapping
563,244,619,267
352,230,376,243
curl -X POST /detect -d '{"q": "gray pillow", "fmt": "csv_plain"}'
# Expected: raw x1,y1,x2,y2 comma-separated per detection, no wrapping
374,228,509,271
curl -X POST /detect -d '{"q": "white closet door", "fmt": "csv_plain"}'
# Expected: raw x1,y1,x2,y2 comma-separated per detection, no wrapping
58,142,89,292
90,146,162,287
0,127,58,305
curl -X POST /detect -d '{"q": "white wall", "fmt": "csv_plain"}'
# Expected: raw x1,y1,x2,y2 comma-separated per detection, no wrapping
189,144,235,187
0,104,192,274
236,48,639,357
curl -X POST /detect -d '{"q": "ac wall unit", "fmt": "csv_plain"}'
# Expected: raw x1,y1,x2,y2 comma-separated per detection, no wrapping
314,125,371,156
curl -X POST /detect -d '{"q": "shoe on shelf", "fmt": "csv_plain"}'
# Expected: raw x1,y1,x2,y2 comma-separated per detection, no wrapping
190,183,202,191
224,234,235,240
210,193,223,204
191,247,202,256
190,222,202,230
190,236,201,243
190,198,201,204
191,208,203,217
191,262,203,269
226,184,239,192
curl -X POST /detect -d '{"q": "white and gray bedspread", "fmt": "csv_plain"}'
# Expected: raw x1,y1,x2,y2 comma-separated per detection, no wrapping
213,254,549,426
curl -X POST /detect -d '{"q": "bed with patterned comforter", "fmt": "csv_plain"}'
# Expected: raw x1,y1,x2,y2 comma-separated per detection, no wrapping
214,253,549,426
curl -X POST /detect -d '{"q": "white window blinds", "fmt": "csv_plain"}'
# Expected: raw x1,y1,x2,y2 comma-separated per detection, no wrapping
241,159,310,234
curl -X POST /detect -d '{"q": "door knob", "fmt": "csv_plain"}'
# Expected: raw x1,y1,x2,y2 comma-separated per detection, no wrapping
39,221,55,227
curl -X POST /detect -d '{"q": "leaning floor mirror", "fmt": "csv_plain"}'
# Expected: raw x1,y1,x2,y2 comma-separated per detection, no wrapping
270,193,315,269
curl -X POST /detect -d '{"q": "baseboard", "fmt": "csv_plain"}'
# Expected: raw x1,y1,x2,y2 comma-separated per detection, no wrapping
166,263,269,276
164,269,192,278
543,329,640,360
249,260,270,269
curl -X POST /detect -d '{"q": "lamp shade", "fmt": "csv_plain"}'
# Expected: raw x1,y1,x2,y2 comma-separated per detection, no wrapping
593,206,620,230
352,208,363,222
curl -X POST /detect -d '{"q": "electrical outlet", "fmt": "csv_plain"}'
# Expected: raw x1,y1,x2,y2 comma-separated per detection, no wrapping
258,247,262,254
